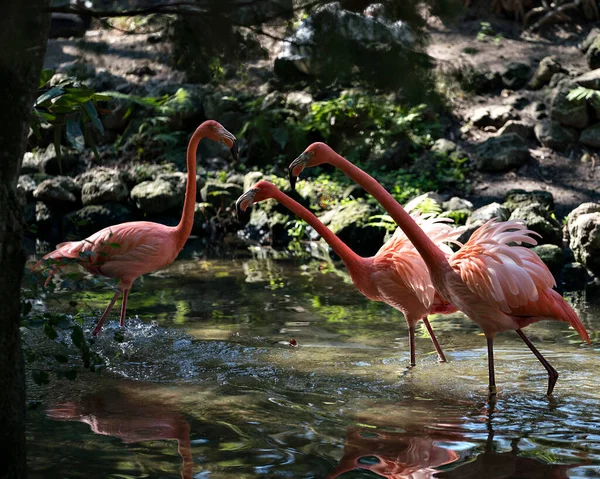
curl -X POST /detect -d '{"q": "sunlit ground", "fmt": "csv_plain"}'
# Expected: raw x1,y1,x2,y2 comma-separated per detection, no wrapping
24,249,600,479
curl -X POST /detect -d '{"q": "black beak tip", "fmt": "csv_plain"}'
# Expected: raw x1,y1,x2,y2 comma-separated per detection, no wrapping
230,140,239,162
289,172,297,191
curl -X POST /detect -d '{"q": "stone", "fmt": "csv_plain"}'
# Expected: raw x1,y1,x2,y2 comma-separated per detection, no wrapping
532,244,564,273
528,56,564,90
318,200,385,257
568,212,600,274
560,262,588,290
33,176,80,204
49,12,89,39
534,121,578,151
579,124,600,148
21,144,81,175
504,189,555,211
285,91,314,110
586,35,600,69
469,105,519,129
443,197,473,211
580,28,600,53
430,138,458,156
77,168,129,206
504,95,530,110
474,133,530,172
469,202,510,224
549,83,589,129
63,204,135,239
574,68,600,90
17,175,39,201
509,203,562,245
501,62,531,90
200,180,243,209
497,120,534,140
226,173,245,186
566,202,600,229
130,177,183,214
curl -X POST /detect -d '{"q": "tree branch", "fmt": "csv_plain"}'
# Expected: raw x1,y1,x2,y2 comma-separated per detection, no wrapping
525,0,583,32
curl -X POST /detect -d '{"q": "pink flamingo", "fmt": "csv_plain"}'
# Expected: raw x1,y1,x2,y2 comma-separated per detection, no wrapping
236,180,461,366
288,142,591,395
35,120,237,336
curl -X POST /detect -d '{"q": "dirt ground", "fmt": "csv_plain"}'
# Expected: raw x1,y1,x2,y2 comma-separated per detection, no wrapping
42,11,600,219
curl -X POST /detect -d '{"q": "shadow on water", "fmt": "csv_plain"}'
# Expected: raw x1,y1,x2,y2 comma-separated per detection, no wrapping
26,253,600,478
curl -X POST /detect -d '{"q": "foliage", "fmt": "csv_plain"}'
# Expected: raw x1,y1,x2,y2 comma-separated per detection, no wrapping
567,86,600,102
476,21,502,44
32,69,107,170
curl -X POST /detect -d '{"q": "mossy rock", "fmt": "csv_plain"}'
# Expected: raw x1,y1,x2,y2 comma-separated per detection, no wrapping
532,244,564,273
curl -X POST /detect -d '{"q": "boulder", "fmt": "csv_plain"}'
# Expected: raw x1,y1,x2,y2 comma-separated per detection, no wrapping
469,105,519,129
443,197,473,212
509,203,562,245
528,56,564,90
568,212,600,274
497,120,534,140
32,176,80,205
534,121,578,151
586,34,600,69
504,189,555,211
574,68,600,90
77,168,129,206
549,83,589,129
318,200,385,257
130,177,184,214
63,204,135,238
17,175,39,201
532,244,564,273
469,202,510,224
285,91,314,111
566,202,600,229
501,62,531,90
579,124,600,148
200,180,243,209
21,144,82,175
430,138,460,156
474,133,530,172
580,28,600,53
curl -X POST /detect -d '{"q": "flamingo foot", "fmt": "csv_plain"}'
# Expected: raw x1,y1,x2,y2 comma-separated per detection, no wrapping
92,289,122,336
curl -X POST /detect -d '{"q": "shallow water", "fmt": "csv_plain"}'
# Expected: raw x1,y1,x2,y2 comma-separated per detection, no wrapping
26,250,600,478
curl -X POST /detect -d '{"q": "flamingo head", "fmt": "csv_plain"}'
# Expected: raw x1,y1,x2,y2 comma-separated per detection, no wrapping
199,120,239,162
288,142,333,190
235,180,278,218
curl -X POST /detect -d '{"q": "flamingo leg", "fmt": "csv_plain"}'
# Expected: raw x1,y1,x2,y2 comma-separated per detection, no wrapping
422,317,447,363
120,289,129,327
487,336,497,396
408,324,416,367
515,329,559,396
92,289,122,336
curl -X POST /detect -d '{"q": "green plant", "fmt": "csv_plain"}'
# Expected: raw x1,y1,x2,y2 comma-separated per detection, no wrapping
476,21,502,44
567,86,600,102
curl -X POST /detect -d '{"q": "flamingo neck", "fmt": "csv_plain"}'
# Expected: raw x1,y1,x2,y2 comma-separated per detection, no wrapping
326,150,450,270
174,128,203,251
271,188,363,269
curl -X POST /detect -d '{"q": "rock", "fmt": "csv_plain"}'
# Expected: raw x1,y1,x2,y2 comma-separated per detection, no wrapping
318,200,385,257
549,83,589,129
49,12,89,39
243,171,264,192
580,28,600,53
534,121,578,151
560,262,588,290
63,204,135,239
474,133,530,172
501,62,531,90
285,91,314,111
532,244,564,273
124,163,177,186
503,95,530,110
573,68,600,90
510,203,562,245
504,189,555,211
528,56,564,90
130,177,184,214
33,176,80,204
274,2,416,87
430,138,458,156
469,202,510,224
566,202,600,229
17,175,39,201
497,120,534,140
200,180,243,208
568,212,600,274
77,168,129,206
469,105,519,129
21,144,82,175
586,34,600,69
35,202,53,224
226,173,245,186
579,124,600,148
443,197,473,211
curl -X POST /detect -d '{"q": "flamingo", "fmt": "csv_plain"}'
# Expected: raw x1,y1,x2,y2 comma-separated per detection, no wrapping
35,120,238,336
236,180,461,367
288,142,591,395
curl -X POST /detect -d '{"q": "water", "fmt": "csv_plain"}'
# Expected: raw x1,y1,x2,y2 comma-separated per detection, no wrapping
25,251,600,478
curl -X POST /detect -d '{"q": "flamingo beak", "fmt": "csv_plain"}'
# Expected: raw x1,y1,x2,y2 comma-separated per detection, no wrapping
288,152,309,191
235,189,257,219
220,128,239,162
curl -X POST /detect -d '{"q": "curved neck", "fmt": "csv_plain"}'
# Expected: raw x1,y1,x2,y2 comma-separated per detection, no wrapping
174,128,203,251
271,189,362,267
326,151,450,269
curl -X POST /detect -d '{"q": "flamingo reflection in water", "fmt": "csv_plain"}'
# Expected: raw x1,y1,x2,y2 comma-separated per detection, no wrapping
46,388,193,479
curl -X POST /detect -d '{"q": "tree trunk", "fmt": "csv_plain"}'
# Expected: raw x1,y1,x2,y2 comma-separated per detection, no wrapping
0,1,50,479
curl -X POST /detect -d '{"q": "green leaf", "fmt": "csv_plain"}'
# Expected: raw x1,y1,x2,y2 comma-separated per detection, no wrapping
82,100,104,135
39,69,55,88
66,117,85,152
35,87,64,106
